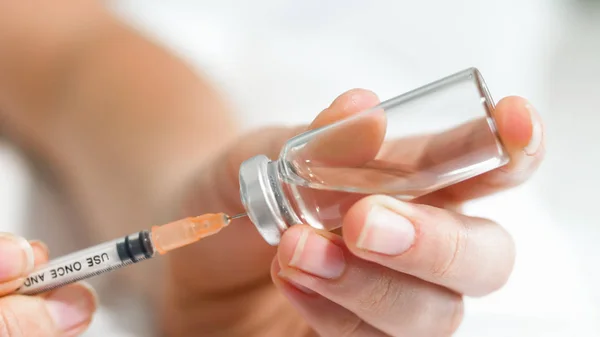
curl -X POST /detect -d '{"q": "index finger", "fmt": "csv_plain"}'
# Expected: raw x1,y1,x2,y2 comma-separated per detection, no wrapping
428,96,545,202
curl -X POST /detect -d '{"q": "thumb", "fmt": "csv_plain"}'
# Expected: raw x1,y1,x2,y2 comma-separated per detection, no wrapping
0,283,97,337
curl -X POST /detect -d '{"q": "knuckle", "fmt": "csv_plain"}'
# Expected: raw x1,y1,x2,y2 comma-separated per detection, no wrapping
358,270,407,316
396,288,464,337
420,292,464,337
431,213,471,281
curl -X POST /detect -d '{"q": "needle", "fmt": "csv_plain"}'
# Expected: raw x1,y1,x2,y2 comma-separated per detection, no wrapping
228,213,248,221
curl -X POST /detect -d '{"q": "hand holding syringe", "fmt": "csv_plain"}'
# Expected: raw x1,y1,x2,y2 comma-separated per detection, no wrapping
14,213,246,296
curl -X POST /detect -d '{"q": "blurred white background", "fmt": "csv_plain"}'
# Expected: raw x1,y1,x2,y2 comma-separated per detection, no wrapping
1,0,599,336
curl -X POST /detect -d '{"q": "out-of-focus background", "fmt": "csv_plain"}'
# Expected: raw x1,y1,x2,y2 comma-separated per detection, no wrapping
1,0,599,336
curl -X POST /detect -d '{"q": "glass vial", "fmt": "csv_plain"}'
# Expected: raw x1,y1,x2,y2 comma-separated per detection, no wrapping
239,68,509,245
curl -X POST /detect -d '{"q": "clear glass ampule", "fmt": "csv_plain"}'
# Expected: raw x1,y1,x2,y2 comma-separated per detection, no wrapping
239,68,509,245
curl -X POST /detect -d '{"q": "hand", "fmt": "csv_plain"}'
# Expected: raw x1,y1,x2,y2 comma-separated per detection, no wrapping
164,90,545,337
0,233,97,336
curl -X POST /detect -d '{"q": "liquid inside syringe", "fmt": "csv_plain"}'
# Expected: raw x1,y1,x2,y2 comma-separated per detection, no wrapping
15,213,246,296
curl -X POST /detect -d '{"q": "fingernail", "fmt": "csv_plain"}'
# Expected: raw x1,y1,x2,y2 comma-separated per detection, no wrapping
0,233,34,282
524,104,542,155
30,240,49,256
277,271,315,294
356,204,415,256
46,284,97,332
30,240,49,263
288,229,345,279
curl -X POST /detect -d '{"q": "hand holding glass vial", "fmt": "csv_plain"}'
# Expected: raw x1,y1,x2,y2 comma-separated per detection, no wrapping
239,68,510,245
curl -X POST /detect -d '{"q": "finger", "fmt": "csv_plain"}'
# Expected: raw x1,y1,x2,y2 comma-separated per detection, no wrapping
298,95,545,204
430,96,545,202
0,282,97,337
277,225,463,337
0,233,34,296
274,89,381,229
271,259,385,337
342,195,515,296
309,89,381,130
29,240,49,266
301,89,384,167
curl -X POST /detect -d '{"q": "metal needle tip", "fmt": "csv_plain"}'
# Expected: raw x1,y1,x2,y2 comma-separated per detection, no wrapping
228,213,248,220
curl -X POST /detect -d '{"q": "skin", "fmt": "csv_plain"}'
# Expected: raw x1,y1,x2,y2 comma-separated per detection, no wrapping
0,235,96,336
0,2,545,337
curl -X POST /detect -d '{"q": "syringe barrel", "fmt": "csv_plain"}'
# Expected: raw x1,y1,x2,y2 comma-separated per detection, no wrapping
17,231,154,295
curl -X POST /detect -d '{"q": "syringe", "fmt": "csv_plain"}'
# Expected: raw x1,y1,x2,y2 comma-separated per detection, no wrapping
14,212,246,296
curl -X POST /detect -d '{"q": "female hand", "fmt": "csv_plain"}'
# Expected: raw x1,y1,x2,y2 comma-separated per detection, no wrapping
0,233,97,336
165,89,544,337
0,6,542,333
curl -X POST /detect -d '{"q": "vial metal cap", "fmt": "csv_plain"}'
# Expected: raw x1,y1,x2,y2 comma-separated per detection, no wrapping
239,155,301,246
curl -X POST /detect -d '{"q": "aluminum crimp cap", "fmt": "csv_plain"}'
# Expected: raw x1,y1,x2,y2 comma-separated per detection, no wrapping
239,155,300,246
